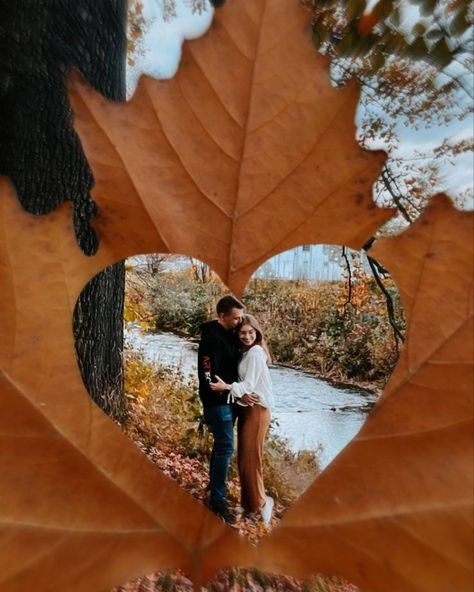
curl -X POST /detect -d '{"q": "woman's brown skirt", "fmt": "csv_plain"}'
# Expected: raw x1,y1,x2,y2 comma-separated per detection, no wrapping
237,404,271,513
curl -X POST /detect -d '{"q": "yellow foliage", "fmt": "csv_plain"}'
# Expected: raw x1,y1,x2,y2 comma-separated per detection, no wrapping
124,354,156,400
124,293,154,331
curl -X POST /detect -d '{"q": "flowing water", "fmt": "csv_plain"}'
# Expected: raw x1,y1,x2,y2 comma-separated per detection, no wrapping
126,326,378,469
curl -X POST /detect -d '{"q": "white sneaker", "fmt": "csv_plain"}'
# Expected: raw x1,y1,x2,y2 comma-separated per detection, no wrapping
261,495,274,525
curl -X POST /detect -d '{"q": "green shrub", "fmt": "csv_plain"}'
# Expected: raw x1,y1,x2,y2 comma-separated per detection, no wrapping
149,270,225,336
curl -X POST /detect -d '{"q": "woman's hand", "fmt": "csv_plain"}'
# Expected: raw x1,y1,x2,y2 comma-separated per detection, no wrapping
210,375,230,392
240,393,260,406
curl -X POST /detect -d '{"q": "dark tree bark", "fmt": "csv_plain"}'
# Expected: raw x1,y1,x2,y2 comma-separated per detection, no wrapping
74,262,127,422
0,0,127,253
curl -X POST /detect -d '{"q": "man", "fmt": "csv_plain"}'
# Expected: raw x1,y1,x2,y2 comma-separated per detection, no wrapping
197,295,259,523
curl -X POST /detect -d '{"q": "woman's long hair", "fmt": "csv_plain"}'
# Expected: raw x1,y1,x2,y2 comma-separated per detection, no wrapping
238,314,272,364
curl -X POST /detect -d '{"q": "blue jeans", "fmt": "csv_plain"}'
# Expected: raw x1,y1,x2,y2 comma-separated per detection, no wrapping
204,405,235,507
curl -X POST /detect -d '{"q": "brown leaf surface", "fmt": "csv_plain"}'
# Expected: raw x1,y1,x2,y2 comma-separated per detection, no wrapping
0,0,471,590
69,0,390,294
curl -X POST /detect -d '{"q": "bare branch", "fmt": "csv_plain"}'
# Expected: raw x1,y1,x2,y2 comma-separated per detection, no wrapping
341,246,353,314
381,165,415,223
367,255,405,349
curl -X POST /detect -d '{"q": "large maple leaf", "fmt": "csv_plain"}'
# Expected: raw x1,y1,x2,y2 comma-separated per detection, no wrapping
0,0,472,591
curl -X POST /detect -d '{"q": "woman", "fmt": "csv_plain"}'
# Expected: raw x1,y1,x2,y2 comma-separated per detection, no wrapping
210,314,274,525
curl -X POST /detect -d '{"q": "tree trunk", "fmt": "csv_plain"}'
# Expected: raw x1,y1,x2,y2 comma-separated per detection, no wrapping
73,262,127,423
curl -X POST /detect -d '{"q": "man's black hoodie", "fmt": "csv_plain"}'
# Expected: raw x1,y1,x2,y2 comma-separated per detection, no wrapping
197,320,240,407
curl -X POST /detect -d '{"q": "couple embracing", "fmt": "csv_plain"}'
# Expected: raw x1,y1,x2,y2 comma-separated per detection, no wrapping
197,295,274,525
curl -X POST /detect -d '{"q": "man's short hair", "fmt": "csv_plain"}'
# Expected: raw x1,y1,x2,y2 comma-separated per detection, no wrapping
216,295,244,315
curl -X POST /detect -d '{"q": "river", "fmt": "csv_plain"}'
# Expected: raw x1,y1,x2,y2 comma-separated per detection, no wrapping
125,326,378,470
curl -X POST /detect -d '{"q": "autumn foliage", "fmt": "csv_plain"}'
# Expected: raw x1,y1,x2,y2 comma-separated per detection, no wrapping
244,275,403,387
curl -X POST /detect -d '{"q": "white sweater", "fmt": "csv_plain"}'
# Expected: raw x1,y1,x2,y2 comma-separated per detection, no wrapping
230,345,274,409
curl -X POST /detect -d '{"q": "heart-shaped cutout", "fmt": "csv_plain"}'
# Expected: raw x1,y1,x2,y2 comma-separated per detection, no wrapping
74,244,405,559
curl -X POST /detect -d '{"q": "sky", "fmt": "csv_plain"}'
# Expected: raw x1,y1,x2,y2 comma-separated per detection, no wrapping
126,0,214,99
